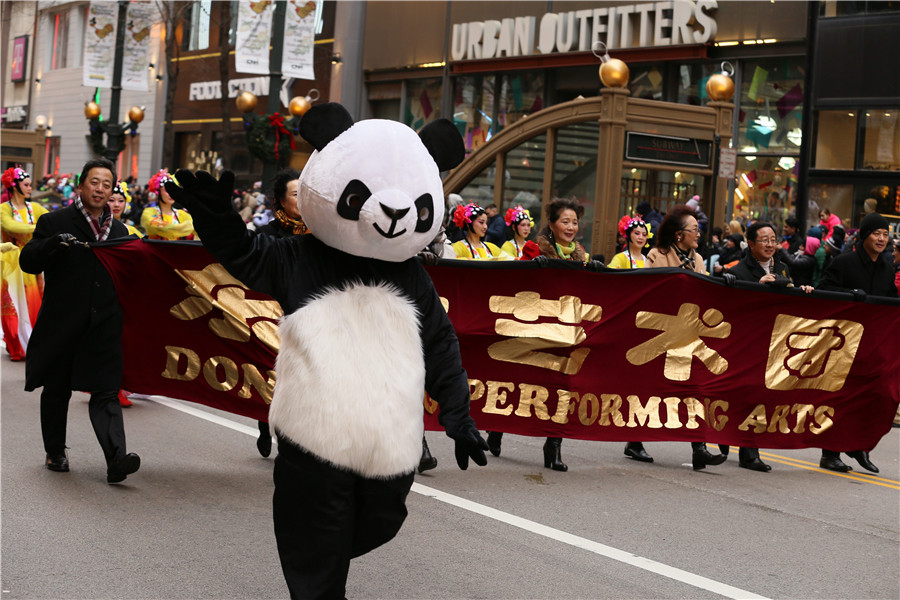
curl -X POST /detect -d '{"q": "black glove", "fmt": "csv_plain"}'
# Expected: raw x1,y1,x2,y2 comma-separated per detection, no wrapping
165,170,236,215
56,233,80,248
416,250,440,266
850,288,867,302
532,255,550,267
584,259,605,272
722,272,736,287
444,418,488,470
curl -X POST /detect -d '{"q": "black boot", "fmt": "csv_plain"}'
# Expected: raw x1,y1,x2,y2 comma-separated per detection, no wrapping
846,450,879,473
624,442,653,463
543,437,567,471
691,442,726,471
738,447,771,472
820,449,851,472
718,444,730,456
487,431,503,457
257,421,272,458
418,437,437,473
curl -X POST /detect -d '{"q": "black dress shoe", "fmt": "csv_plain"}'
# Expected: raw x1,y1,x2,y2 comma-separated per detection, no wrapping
718,444,730,457
691,444,726,471
624,442,653,463
819,455,852,472
486,431,502,457
107,453,141,483
739,458,772,472
46,453,69,472
256,423,272,458
846,450,879,473
418,437,437,473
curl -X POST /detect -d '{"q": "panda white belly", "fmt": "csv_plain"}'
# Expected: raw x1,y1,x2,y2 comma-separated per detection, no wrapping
268,281,425,478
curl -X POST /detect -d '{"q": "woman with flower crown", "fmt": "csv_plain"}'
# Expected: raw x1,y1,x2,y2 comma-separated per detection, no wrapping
109,181,142,237
141,170,195,240
450,203,503,259
608,217,648,270
499,205,534,259
1,166,48,360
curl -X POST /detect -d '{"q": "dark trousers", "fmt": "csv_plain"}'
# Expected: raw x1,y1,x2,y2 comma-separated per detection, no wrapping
273,439,414,600
41,384,126,463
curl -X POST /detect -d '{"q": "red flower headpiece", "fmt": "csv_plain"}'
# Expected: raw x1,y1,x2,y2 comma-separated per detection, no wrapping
2,166,30,191
504,205,533,228
452,202,484,229
147,169,178,194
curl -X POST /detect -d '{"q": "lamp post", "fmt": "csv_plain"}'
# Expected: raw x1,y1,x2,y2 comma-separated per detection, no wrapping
83,0,143,163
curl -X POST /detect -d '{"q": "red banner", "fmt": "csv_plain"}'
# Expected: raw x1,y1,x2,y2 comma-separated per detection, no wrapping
94,239,900,451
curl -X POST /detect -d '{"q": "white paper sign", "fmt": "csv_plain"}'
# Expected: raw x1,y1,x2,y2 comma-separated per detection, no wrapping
235,0,274,75
83,1,119,88
718,147,736,179
282,0,317,80
121,2,154,92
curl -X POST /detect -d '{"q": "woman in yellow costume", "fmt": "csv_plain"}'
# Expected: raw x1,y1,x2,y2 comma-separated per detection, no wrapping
1,166,47,360
499,205,534,259
450,202,503,259
141,170,195,240
109,181,142,237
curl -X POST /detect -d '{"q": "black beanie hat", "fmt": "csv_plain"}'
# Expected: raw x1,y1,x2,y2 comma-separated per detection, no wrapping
825,226,845,252
857,212,890,245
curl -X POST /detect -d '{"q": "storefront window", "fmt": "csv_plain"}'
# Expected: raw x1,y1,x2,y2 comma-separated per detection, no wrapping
806,182,853,231
630,64,664,101
738,57,805,155
404,78,442,132
861,109,900,171
503,134,546,222
814,111,858,169
456,159,496,209
735,155,799,230
553,122,599,252
821,1,900,17
497,72,544,132
453,75,496,154
675,63,718,106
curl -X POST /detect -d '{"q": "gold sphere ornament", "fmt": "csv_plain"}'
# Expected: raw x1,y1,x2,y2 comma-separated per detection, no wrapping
235,91,258,113
127,106,145,124
599,58,630,88
84,101,102,120
289,96,311,117
706,73,735,102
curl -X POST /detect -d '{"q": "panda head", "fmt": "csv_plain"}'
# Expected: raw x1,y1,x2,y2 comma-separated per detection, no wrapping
297,103,465,262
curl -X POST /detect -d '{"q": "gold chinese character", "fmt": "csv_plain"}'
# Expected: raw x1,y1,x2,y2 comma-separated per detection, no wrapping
169,263,282,352
765,315,863,391
486,291,602,375
626,303,731,381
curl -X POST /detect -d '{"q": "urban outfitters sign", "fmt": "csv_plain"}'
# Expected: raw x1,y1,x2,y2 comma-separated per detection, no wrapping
451,0,717,61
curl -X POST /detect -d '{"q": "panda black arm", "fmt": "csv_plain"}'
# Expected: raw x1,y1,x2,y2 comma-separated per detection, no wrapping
414,265,488,469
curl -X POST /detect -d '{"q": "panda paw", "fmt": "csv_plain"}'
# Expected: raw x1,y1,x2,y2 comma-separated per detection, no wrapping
166,170,236,215
448,422,489,470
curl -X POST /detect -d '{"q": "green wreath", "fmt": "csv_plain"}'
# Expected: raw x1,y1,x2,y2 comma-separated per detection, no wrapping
245,114,294,164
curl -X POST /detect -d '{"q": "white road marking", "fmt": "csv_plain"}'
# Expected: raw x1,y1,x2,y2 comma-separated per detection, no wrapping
149,395,770,600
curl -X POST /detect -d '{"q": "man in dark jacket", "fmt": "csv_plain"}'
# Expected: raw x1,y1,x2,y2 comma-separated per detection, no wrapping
726,221,813,472
636,201,663,249
816,212,897,473
19,158,140,484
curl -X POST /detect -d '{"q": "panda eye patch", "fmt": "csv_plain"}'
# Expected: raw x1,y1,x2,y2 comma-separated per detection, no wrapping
337,179,372,221
413,193,434,233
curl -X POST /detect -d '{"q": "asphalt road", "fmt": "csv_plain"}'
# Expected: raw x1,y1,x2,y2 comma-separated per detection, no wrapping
2,357,898,599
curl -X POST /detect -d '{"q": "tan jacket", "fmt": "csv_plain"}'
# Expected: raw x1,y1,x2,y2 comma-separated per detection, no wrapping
645,246,707,274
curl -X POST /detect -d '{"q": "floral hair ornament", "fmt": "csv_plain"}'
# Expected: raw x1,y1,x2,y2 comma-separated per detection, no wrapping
112,181,133,212
504,205,533,228
625,217,648,235
452,202,484,229
2,166,30,191
147,169,178,194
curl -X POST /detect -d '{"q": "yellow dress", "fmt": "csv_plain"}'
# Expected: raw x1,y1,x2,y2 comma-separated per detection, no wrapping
500,239,528,259
608,250,645,269
1,201,48,359
141,207,195,240
451,239,504,259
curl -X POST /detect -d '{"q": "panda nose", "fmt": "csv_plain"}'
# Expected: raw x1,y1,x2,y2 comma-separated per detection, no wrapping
380,203,409,221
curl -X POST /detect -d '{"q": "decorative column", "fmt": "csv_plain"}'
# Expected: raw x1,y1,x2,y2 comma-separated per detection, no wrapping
705,65,736,233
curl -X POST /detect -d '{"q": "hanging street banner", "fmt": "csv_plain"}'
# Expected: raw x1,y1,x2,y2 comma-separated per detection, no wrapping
93,240,900,453
83,1,119,88
235,0,274,75
120,2,155,92
282,0,317,80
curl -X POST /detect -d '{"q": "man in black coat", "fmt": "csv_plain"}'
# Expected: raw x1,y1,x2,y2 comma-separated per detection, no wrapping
19,158,141,484
816,212,897,473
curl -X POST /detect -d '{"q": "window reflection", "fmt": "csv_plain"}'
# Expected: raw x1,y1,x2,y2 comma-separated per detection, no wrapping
504,134,547,232
453,75,496,154
553,123,599,253
734,155,797,231
814,111,858,169
738,57,804,154
861,110,900,171
404,79,442,132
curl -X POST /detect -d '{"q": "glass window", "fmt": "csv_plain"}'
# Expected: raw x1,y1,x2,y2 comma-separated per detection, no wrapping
734,155,798,230
453,75,496,154
620,167,649,218
806,182,853,231
861,109,900,171
821,1,900,17
404,78,442,132
189,0,212,51
497,72,544,132
118,134,141,182
814,111,858,169
630,64,665,100
553,122,599,253
675,63,718,106
738,57,805,155
504,134,547,227
44,136,61,179
50,10,69,70
457,159,496,209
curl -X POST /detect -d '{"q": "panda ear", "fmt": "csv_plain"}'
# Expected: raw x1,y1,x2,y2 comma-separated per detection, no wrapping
419,118,466,172
299,103,355,152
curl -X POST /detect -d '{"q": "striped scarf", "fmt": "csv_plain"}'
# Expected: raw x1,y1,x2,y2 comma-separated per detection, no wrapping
74,194,113,241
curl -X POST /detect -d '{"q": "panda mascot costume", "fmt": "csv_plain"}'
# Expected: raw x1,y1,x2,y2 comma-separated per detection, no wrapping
165,103,489,599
